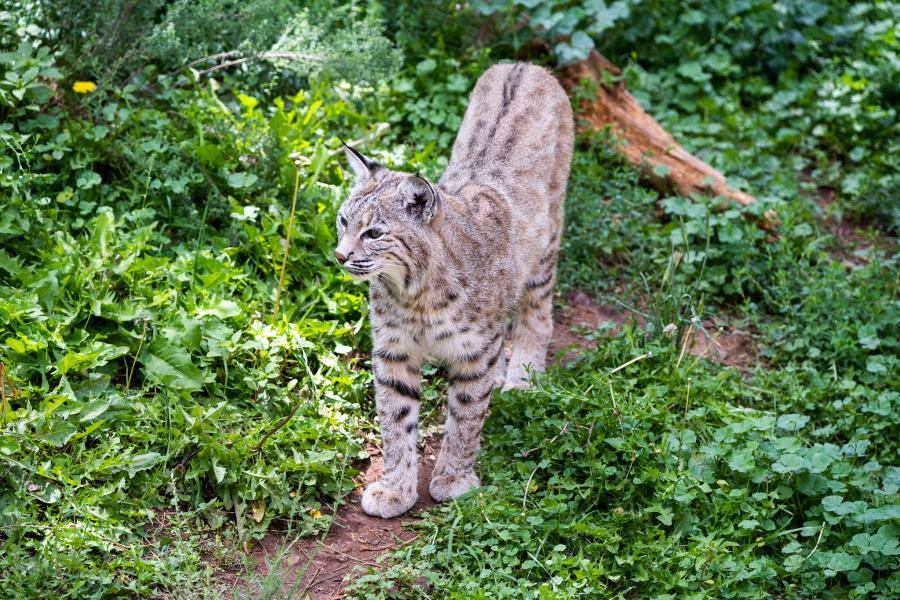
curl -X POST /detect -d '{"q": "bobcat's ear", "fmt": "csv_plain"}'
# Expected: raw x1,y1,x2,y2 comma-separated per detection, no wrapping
399,175,440,223
341,138,379,183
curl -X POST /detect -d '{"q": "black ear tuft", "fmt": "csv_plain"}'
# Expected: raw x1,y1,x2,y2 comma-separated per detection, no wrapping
340,137,380,181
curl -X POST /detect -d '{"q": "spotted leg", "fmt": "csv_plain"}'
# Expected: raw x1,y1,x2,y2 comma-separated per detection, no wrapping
430,330,503,502
361,340,423,519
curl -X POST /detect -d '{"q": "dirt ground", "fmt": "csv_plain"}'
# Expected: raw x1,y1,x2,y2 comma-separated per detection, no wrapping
815,185,897,267
552,288,760,369
232,288,762,599
242,438,439,599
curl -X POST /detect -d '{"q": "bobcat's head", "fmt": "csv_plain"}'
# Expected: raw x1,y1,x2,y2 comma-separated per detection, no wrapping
334,143,440,284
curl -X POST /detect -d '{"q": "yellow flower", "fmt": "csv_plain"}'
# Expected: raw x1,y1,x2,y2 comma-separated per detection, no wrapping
72,81,96,94
308,509,322,519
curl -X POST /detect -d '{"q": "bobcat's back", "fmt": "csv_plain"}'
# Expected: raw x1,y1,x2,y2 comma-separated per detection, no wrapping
440,63,574,298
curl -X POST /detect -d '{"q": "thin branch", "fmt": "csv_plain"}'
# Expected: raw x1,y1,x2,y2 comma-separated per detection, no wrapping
188,50,242,66
806,523,826,559
253,385,309,453
193,51,325,76
175,447,201,472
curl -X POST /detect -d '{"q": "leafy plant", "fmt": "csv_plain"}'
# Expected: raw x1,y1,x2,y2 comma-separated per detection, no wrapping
29,0,402,88
0,15,386,592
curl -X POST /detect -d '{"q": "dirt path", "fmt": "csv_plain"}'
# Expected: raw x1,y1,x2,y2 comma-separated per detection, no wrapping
239,289,759,598
245,438,439,599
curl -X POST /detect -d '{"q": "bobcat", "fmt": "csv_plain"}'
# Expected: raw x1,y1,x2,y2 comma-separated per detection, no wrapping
334,63,573,518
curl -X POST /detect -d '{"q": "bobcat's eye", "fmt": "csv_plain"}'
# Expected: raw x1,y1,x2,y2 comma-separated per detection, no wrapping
363,228,383,240
339,215,348,227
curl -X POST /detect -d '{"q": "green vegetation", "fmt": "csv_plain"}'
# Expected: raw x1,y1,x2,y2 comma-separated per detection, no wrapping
1,1,897,598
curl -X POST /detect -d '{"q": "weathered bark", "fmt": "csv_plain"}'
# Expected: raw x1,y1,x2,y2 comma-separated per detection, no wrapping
562,50,777,228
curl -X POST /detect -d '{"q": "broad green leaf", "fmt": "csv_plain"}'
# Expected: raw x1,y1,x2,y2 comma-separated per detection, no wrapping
772,453,808,473
198,299,242,319
79,398,111,422
727,449,755,473
124,452,162,476
604,437,625,450
76,170,102,189
416,58,437,75
825,551,860,573
0,248,21,275
0,437,19,455
141,339,203,391
237,93,258,109
43,419,77,447
784,554,805,572
226,171,258,189
57,341,128,376
777,414,810,431
212,458,227,484
806,450,834,473
860,505,900,524
866,356,887,373
677,61,708,82
555,32,594,66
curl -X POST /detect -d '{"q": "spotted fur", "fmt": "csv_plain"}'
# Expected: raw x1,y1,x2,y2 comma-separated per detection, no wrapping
335,63,573,518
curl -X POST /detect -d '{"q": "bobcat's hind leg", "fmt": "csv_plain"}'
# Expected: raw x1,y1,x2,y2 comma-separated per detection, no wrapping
504,257,556,391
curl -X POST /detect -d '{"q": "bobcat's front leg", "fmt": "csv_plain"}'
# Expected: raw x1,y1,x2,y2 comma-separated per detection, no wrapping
430,329,503,502
361,337,422,519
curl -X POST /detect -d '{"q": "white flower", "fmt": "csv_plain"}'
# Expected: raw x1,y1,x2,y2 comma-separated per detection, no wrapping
231,205,260,222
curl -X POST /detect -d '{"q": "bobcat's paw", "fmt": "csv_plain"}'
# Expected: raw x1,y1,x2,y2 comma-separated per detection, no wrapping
361,481,417,519
429,471,480,503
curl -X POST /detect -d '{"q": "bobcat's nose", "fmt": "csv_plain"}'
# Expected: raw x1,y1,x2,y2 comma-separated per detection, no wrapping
334,250,349,264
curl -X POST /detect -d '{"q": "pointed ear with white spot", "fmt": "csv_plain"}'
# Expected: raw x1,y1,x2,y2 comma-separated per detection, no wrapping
341,139,379,185
399,175,440,223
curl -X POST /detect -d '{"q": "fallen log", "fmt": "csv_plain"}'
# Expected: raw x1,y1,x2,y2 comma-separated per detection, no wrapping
561,50,778,228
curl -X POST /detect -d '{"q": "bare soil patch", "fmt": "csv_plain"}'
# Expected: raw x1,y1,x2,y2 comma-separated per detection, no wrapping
239,437,439,599
549,288,636,361
816,186,897,267
551,288,761,369
688,318,761,369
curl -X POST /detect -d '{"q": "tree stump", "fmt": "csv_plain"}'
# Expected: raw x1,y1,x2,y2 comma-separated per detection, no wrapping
561,50,777,228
